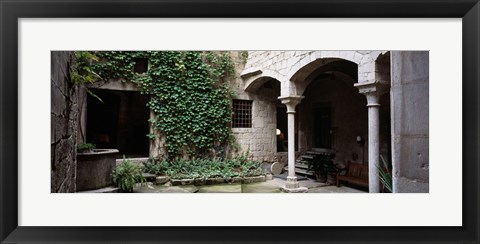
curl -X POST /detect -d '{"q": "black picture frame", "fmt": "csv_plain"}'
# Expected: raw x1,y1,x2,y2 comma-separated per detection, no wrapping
1,0,479,243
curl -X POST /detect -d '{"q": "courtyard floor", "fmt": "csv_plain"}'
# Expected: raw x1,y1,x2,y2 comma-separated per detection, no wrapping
132,178,367,193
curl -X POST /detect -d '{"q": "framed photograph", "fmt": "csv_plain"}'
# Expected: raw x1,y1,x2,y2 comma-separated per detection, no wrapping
1,0,479,243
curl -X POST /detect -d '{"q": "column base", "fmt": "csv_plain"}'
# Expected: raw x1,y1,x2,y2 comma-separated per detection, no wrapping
285,176,299,188
281,186,308,193
281,176,308,193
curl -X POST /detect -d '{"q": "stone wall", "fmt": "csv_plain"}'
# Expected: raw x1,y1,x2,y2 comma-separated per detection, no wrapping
391,51,429,193
232,87,278,162
243,51,387,96
51,51,78,193
231,52,278,162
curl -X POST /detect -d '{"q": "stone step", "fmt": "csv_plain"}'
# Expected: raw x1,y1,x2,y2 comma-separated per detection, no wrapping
306,151,334,156
296,160,311,164
285,164,309,170
301,155,315,160
309,148,335,154
295,168,314,176
295,163,309,170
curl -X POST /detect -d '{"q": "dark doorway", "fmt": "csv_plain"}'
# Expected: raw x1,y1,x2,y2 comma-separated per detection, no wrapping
313,106,332,148
87,89,150,158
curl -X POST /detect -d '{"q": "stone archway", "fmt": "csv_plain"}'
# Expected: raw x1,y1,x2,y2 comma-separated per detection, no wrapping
234,72,283,162
297,68,368,167
241,51,392,192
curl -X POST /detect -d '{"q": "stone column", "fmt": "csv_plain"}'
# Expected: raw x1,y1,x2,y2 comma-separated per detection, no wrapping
278,95,308,193
354,81,387,193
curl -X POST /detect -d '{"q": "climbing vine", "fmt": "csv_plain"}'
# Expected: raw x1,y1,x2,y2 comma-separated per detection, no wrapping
92,51,236,160
70,51,103,102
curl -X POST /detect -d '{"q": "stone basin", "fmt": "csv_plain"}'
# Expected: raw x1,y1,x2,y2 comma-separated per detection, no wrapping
76,149,119,191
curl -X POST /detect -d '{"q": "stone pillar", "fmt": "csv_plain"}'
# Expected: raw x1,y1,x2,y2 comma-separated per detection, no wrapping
278,95,308,193
354,82,387,193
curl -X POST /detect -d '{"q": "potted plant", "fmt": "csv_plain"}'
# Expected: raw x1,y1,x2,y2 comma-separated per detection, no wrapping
77,142,96,153
307,153,336,183
325,161,338,185
112,157,145,192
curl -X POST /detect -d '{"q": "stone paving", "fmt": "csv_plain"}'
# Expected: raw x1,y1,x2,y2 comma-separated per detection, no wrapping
132,178,367,193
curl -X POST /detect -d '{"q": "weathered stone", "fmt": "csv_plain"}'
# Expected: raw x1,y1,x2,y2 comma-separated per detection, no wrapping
171,179,194,186
265,174,273,180
391,51,429,193
142,173,156,182
307,185,364,193
155,175,170,185
197,184,242,193
51,51,77,193
225,177,243,184
78,186,119,193
206,177,225,185
281,186,308,193
242,175,266,184
242,182,282,193
270,162,283,175
135,184,198,193
76,149,119,191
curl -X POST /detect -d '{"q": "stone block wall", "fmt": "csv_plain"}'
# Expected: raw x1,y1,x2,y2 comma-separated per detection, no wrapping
51,51,78,193
391,51,429,193
244,51,385,86
231,52,277,162
232,90,278,162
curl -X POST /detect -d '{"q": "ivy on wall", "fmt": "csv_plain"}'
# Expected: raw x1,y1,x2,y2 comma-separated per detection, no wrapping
92,51,236,160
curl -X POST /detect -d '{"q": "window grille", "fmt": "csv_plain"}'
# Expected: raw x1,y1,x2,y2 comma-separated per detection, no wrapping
232,100,252,128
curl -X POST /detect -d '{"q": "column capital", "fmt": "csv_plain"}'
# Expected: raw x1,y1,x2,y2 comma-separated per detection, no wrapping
354,81,389,107
278,95,304,112
354,81,389,96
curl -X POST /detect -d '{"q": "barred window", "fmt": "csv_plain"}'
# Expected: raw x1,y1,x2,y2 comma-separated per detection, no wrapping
232,100,252,128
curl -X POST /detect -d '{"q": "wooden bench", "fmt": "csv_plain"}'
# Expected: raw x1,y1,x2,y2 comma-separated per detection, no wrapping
336,161,368,188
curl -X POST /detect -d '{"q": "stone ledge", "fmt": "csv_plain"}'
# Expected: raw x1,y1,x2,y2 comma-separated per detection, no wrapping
242,175,266,184
281,186,308,193
171,179,194,186
155,175,170,185
240,68,262,79
206,177,225,185
158,175,268,186
77,186,119,193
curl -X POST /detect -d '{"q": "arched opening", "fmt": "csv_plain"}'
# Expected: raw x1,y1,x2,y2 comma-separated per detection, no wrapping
295,60,368,168
234,75,283,162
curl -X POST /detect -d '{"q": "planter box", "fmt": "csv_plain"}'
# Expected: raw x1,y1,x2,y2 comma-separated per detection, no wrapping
225,177,243,183
206,177,225,185
242,175,266,184
155,175,170,185
76,149,119,191
194,178,206,186
171,178,194,186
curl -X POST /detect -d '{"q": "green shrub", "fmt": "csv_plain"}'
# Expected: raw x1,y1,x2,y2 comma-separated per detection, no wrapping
77,142,96,152
143,158,169,175
378,155,393,193
152,153,265,180
112,157,145,192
